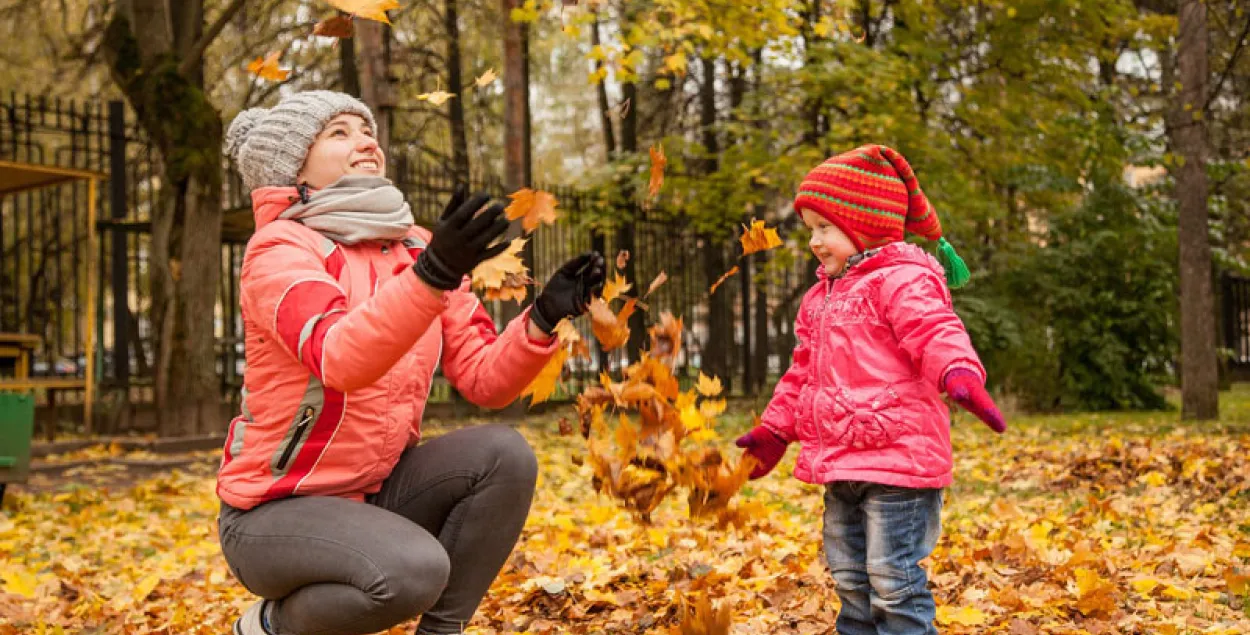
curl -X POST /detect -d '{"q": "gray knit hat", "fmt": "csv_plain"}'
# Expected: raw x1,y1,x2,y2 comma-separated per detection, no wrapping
225,91,378,192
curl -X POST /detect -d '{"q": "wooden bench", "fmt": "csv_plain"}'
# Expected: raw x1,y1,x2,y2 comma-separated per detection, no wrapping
0,333,87,440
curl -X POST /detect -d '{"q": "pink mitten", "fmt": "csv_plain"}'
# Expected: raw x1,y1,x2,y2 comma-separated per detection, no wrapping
734,426,790,479
943,368,1006,433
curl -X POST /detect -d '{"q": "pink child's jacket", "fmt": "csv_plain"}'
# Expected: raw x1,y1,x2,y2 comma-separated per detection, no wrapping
760,242,985,489
216,187,558,510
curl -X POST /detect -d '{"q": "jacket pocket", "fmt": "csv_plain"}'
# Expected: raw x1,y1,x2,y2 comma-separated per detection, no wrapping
820,386,906,450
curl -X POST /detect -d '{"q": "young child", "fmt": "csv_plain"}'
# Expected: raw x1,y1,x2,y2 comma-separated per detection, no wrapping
735,144,1004,635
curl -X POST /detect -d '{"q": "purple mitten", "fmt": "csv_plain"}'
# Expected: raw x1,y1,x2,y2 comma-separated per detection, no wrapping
734,426,790,479
943,368,1006,433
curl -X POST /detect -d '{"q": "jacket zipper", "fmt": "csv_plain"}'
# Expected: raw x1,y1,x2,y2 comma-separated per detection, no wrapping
276,407,315,471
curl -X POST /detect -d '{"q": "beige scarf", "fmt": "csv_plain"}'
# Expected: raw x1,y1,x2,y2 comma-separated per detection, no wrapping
280,175,413,245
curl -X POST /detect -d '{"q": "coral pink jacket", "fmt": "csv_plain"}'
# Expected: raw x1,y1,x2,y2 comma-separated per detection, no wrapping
216,186,557,510
761,242,985,489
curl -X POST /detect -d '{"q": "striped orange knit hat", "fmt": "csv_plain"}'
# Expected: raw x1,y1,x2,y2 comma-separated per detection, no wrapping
795,144,969,287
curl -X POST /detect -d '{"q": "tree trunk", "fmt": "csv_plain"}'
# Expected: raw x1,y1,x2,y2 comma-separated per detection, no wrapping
340,35,361,97
698,55,732,390
103,0,236,435
591,10,615,158
1174,0,1220,419
445,0,470,176
357,21,394,152
618,67,646,362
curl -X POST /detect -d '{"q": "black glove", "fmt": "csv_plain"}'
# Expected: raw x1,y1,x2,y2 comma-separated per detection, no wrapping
414,186,512,290
531,252,607,335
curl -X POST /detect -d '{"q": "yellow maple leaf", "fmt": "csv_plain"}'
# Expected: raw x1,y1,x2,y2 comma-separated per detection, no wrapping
326,0,400,23
133,573,162,603
472,237,528,291
482,270,532,303
602,272,633,303
418,90,456,106
699,398,726,418
648,144,667,200
936,605,987,626
505,188,560,233
739,219,783,255
1,567,39,598
474,68,499,88
554,318,581,344
246,51,290,82
523,347,569,406
696,373,722,397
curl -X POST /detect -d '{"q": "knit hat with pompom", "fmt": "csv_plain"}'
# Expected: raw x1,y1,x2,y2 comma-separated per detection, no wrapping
225,91,376,192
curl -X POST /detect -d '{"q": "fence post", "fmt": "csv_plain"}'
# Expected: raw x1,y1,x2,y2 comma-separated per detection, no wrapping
740,250,753,395
107,101,129,387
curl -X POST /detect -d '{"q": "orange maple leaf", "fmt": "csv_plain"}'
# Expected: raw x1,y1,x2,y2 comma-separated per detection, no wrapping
644,271,668,298
648,312,683,362
505,188,560,233
602,273,632,303
672,588,731,635
246,52,290,82
739,219,783,255
589,298,636,351
313,15,355,38
616,249,630,271
709,266,739,295
326,0,400,23
648,144,667,200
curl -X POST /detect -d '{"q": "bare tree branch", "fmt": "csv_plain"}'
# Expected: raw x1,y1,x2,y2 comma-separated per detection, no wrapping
1205,13,1250,111
177,0,248,77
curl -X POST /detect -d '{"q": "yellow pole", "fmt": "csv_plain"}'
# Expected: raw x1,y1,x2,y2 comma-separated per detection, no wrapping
84,177,96,436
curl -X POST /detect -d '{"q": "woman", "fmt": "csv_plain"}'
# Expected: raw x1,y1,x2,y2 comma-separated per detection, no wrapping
217,90,605,635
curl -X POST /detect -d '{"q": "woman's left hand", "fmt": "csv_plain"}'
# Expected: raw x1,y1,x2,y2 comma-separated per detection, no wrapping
530,252,606,335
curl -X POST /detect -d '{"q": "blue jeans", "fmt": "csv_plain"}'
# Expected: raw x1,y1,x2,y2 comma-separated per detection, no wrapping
823,481,943,635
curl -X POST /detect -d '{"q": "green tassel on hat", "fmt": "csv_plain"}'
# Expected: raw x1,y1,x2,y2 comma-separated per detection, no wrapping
936,238,970,289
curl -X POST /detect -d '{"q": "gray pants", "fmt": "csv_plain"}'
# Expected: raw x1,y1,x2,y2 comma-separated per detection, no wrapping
217,424,538,635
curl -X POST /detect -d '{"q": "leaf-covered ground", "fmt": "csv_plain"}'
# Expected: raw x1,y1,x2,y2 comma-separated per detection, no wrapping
3,386,1250,634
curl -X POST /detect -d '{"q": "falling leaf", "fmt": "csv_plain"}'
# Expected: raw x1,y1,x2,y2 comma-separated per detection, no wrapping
696,373,722,397
474,68,498,88
557,417,574,435
589,298,636,351
472,237,528,292
611,97,632,120
739,219,783,255
246,51,290,82
602,273,633,303
648,312,683,362
648,144,667,200
313,15,355,38
616,250,630,271
644,271,668,298
523,348,569,406
326,0,400,24
418,90,456,106
554,318,581,344
505,188,560,233
709,266,739,295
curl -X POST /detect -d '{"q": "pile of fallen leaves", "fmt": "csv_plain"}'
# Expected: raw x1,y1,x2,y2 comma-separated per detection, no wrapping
3,392,1250,633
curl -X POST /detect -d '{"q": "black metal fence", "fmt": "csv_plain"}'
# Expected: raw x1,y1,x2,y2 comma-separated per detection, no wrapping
1224,273,1250,373
2,92,805,431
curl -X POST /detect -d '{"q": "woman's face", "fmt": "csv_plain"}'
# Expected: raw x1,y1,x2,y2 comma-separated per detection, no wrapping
801,209,860,275
297,114,385,189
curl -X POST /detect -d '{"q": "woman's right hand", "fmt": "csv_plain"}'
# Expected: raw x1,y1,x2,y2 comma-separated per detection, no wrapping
414,186,512,290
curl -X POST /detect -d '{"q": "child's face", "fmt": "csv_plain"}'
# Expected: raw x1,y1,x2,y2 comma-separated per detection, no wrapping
297,114,386,189
801,210,859,275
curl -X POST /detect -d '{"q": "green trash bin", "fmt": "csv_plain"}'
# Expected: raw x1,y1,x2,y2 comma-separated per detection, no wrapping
0,390,35,506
